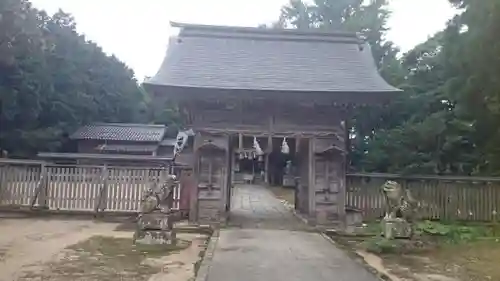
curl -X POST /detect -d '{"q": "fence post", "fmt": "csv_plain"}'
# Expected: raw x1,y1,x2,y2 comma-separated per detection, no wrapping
37,163,48,209
0,164,7,203
94,165,109,213
30,163,48,209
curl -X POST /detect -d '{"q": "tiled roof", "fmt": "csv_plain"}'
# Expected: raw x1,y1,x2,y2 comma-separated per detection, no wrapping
145,22,401,93
96,144,159,153
70,123,166,142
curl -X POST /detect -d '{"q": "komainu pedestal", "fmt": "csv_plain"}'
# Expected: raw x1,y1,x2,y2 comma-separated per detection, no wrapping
133,212,177,245
134,174,178,245
381,217,412,239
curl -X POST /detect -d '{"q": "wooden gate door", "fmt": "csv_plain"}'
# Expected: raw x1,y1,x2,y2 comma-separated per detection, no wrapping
197,149,226,224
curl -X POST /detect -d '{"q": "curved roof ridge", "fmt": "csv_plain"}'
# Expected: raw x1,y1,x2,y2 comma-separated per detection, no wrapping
171,22,361,41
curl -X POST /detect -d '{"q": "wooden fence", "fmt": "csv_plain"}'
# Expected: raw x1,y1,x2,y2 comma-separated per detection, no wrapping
346,173,500,222
0,160,181,213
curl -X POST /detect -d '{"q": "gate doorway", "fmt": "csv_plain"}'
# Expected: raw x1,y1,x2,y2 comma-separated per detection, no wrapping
228,136,298,213
267,137,296,187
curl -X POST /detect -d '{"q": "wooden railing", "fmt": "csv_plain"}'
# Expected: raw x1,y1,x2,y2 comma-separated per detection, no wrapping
346,173,500,222
0,161,181,213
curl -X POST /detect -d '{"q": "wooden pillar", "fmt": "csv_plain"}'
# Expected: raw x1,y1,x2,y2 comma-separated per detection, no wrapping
189,166,199,223
294,136,301,210
343,118,350,172
307,138,315,217
265,134,272,184
309,137,346,227
192,132,229,226
231,142,236,185
238,133,243,152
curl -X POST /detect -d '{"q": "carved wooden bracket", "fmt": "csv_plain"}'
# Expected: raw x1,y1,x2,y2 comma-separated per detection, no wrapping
195,133,229,151
315,145,346,156
198,139,227,151
313,138,346,156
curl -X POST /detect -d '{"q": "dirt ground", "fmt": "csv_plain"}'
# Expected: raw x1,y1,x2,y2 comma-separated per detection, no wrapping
379,239,500,281
332,232,500,281
0,215,209,281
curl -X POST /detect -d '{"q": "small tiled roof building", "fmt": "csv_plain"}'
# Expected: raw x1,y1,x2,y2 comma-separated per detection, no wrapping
70,123,167,156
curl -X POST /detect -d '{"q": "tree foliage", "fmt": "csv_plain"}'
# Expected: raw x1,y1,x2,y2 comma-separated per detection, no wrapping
0,0,149,157
276,0,500,175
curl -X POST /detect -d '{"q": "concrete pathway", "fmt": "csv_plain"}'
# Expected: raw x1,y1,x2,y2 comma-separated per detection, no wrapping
203,185,379,281
227,184,312,231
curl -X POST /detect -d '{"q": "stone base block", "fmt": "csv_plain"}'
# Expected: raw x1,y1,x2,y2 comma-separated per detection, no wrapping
381,217,412,239
133,229,176,245
138,212,172,230
198,199,221,225
314,205,341,226
344,207,364,234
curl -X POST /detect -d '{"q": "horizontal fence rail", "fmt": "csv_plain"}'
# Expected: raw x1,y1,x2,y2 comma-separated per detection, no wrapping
0,161,181,213
346,173,500,222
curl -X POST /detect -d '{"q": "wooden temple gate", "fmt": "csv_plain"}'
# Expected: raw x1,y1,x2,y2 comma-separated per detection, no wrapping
185,112,349,226
145,23,400,227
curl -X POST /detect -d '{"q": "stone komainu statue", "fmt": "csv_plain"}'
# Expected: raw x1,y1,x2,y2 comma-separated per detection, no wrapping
139,174,177,214
381,180,419,222
134,174,179,245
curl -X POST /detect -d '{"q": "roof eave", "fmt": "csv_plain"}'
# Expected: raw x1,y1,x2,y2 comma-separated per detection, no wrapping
37,152,173,162
144,83,401,105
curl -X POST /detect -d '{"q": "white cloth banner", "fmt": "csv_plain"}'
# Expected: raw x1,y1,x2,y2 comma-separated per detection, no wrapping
253,137,264,156
173,130,192,156
281,137,289,154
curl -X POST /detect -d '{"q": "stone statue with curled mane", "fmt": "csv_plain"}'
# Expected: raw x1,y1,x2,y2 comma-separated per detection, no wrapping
139,174,177,214
134,174,179,245
381,180,420,239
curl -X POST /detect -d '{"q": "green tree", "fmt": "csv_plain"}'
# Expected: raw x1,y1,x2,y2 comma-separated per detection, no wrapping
272,0,500,175
0,1,150,157
276,0,400,70
354,0,500,175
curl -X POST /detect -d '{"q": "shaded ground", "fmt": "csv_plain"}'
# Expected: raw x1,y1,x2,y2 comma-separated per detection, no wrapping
0,216,209,281
228,184,311,231
332,228,500,281
268,185,295,207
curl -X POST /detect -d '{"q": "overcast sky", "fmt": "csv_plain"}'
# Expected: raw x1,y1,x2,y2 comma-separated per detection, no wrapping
29,0,457,81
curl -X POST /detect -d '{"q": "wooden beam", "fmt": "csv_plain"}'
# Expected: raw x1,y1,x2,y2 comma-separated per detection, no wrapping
193,127,343,139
